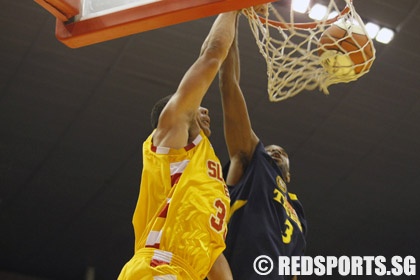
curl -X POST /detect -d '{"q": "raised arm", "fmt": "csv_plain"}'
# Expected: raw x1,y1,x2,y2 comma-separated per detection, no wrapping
219,15,259,186
153,12,239,149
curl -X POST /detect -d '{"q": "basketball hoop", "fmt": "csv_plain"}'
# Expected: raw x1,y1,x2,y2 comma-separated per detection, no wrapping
242,0,376,102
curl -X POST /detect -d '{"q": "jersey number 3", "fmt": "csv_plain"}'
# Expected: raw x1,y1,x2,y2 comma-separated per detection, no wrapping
282,219,294,244
210,199,226,232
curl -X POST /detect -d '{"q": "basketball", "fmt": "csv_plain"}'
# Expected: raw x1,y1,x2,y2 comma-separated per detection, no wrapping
318,22,374,77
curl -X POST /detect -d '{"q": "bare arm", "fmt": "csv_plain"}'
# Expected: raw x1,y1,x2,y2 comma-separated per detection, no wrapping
153,12,238,149
219,16,259,186
207,254,233,280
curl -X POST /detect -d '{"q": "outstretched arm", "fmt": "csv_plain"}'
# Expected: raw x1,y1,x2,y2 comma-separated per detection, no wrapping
153,12,239,149
219,15,259,186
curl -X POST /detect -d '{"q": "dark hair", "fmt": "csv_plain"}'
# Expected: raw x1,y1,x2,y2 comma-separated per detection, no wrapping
150,94,173,129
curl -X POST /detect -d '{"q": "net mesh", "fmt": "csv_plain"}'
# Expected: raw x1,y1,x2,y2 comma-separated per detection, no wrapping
242,0,376,102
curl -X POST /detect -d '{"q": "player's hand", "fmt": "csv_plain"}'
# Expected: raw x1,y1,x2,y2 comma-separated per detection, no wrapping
253,4,268,16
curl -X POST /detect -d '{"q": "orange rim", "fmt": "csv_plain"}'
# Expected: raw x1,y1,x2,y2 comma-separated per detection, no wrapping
253,0,352,30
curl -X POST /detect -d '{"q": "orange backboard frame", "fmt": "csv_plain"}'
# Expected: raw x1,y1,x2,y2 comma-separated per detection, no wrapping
34,0,79,21
35,0,274,48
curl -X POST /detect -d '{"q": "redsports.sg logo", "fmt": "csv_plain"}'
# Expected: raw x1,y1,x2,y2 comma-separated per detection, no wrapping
253,255,417,277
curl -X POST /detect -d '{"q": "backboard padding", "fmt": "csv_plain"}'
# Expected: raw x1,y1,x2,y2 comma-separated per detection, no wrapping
50,0,273,48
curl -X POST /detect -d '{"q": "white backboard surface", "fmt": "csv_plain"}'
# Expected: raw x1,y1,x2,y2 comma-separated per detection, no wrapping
80,0,161,20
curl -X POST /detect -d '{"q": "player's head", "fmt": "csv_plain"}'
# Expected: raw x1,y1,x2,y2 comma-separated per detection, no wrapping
196,106,211,137
151,95,211,137
265,144,291,183
151,94,172,129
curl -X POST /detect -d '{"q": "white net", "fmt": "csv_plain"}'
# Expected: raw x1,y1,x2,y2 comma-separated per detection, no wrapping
243,0,376,102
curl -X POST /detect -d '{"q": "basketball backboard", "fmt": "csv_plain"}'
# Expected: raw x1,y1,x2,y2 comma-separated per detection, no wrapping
35,0,273,48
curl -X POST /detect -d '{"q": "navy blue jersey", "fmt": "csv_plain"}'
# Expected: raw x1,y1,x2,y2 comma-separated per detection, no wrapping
224,142,307,280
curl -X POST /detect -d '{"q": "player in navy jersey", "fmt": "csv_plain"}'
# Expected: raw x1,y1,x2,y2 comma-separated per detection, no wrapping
219,13,307,280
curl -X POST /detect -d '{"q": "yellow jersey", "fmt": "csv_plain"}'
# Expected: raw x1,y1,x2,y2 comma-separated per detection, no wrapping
119,130,230,279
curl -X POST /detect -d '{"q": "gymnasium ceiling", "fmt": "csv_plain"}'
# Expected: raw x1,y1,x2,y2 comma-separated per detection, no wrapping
1,1,419,279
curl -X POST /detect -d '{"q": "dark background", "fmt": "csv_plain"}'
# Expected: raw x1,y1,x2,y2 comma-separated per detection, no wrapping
1,0,419,279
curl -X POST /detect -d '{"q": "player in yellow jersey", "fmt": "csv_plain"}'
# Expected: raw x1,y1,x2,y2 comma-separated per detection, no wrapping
118,11,239,280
